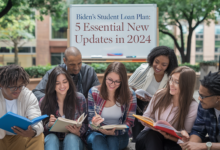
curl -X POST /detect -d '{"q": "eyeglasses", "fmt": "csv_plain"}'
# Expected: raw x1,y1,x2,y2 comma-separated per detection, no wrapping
169,76,179,86
198,91,216,100
106,78,121,85
7,85,24,92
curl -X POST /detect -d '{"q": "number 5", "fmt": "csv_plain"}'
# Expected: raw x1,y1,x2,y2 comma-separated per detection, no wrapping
75,23,80,31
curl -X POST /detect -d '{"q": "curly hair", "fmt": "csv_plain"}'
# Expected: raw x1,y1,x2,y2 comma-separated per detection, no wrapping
200,71,220,95
147,46,178,75
0,65,29,87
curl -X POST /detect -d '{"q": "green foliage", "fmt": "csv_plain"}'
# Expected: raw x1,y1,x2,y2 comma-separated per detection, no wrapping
179,63,200,72
24,65,56,78
0,0,66,20
122,62,142,73
199,60,218,66
0,5,35,64
24,62,143,78
89,63,109,73
159,32,174,49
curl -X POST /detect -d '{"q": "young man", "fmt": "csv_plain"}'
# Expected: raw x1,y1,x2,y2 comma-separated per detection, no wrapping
0,65,44,150
33,46,100,100
180,71,220,150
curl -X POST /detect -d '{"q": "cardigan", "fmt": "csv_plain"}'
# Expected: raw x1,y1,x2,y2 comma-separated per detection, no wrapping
0,87,44,139
128,63,168,91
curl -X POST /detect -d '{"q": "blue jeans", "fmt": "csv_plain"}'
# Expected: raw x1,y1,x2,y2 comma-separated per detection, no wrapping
45,133,84,150
86,131,129,150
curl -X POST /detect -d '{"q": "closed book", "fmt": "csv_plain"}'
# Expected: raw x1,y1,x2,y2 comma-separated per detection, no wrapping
133,114,182,139
0,112,48,134
49,113,87,133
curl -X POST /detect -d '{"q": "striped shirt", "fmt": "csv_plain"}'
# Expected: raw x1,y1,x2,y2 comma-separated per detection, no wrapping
190,103,220,142
87,86,137,136
39,92,87,140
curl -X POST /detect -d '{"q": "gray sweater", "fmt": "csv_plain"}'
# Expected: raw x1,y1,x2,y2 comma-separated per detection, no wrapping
33,63,100,100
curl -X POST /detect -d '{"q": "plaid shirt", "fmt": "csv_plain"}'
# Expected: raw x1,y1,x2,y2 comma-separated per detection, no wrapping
87,86,137,136
39,92,87,140
190,103,219,142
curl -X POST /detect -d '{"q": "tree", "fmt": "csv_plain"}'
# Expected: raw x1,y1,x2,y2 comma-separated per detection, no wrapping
0,0,66,20
142,0,220,63
0,6,35,65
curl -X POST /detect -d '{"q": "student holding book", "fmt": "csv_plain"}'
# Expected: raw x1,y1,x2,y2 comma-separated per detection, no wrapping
86,62,137,150
135,66,199,150
0,65,44,150
39,67,87,150
128,46,178,141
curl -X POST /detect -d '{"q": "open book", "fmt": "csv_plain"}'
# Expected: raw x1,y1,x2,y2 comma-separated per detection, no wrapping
50,113,87,132
133,114,182,139
0,112,48,134
135,89,153,99
100,124,129,130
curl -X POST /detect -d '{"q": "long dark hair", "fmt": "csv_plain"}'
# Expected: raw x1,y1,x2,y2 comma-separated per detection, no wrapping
151,66,196,130
147,46,178,75
100,62,131,106
40,67,80,124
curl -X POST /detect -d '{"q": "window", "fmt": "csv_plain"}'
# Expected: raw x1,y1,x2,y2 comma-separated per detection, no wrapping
215,55,219,61
195,25,203,54
51,12,68,39
32,57,36,66
0,47,10,53
1,47,36,53
196,41,203,52
196,55,203,62
51,53,64,65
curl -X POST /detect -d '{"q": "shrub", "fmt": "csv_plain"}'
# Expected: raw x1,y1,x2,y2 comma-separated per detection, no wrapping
25,65,56,78
24,62,143,78
199,60,218,66
179,63,200,72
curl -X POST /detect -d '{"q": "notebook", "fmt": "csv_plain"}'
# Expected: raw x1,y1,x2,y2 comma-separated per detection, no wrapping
0,112,48,134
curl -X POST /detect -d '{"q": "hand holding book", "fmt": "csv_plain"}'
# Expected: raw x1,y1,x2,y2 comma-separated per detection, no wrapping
135,89,152,102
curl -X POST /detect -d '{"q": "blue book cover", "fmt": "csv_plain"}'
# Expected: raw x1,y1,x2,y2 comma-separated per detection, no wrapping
0,112,48,134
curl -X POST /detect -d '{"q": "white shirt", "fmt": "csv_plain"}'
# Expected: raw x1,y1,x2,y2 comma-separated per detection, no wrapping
145,75,161,96
5,98,17,135
214,108,220,142
101,103,122,125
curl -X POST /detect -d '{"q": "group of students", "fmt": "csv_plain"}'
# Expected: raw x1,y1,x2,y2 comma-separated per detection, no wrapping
0,46,219,150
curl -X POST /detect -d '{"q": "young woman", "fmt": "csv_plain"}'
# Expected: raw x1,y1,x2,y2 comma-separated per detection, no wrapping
86,62,136,150
128,46,178,141
135,66,199,150
39,67,87,150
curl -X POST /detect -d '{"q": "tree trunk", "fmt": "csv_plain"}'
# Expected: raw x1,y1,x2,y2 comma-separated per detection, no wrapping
14,43,19,65
0,0,12,18
185,29,193,63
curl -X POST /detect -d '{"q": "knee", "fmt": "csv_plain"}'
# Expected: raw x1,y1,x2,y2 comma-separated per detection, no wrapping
65,133,80,142
45,133,59,143
93,135,105,144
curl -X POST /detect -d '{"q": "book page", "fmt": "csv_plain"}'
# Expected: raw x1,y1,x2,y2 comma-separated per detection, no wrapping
100,124,128,130
50,117,81,133
133,114,154,127
77,113,87,124
135,89,153,98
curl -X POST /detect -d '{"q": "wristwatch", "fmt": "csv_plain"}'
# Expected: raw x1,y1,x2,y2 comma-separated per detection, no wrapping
206,142,212,150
